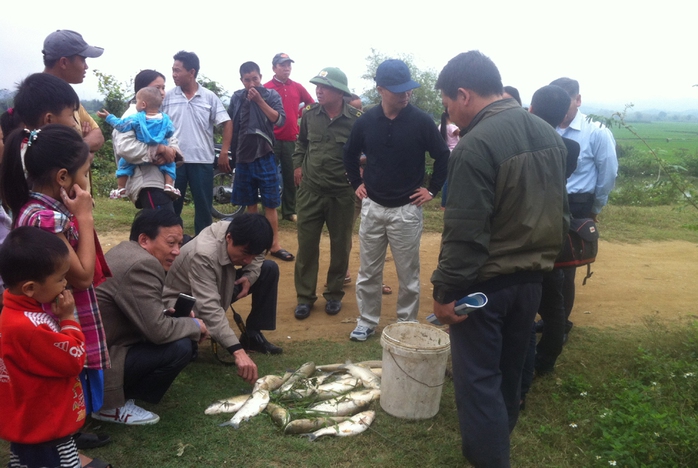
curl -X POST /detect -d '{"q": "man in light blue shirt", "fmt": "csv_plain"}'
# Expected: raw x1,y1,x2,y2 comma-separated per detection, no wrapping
549,77,617,340
163,51,232,235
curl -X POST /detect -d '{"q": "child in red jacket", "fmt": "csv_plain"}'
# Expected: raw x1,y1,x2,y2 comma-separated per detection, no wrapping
0,226,86,468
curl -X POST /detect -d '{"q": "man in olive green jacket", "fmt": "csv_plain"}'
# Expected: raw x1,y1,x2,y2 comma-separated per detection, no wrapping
431,51,569,467
292,67,361,320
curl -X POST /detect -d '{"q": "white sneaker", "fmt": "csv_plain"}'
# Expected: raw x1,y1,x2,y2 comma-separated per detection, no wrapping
350,325,375,342
92,399,160,425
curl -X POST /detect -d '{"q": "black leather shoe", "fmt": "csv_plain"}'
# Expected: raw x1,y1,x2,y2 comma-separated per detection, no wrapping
241,332,283,355
325,300,342,315
294,303,312,320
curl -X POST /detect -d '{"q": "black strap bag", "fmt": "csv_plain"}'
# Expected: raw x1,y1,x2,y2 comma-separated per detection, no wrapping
554,218,599,284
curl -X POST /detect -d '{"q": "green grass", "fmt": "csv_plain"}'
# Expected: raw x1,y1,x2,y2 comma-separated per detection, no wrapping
5,322,696,467
612,121,698,161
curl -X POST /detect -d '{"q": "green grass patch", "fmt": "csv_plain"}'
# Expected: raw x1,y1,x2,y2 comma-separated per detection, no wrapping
612,121,698,161
4,322,697,466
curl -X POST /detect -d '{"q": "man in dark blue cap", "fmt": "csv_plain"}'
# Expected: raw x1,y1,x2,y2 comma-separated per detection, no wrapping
343,59,449,341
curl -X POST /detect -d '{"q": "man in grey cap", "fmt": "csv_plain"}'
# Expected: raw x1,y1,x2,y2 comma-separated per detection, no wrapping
292,67,361,320
343,59,449,341
43,29,104,155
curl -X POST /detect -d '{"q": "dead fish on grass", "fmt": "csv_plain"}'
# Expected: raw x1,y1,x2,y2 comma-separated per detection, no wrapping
204,394,250,415
309,389,380,416
342,361,381,389
316,360,382,373
265,402,291,428
284,416,351,434
314,376,361,400
252,374,285,393
301,411,376,441
220,389,270,429
276,362,316,394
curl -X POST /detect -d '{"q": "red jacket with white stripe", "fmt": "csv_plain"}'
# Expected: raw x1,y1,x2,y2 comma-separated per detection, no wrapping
0,291,86,443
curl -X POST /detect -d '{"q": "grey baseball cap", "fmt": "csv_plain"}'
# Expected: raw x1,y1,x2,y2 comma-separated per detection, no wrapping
42,30,104,61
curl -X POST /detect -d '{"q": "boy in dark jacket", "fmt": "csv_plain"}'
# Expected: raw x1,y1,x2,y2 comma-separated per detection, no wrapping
228,61,291,261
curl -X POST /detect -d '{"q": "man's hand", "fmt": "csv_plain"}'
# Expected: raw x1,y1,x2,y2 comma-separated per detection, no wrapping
247,87,263,104
433,299,468,325
195,319,210,343
294,167,303,187
591,213,599,223
410,187,433,207
233,349,258,384
218,155,232,174
80,121,92,138
154,145,176,165
234,276,251,300
355,183,367,200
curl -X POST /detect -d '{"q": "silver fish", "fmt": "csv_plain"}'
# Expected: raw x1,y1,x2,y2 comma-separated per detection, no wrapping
265,402,291,428
301,410,376,441
277,362,316,394
284,416,351,435
204,394,250,415
308,389,380,416
342,361,381,389
220,388,270,429
278,381,316,401
314,376,361,400
252,374,285,393
316,360,382,372
370,368,382,378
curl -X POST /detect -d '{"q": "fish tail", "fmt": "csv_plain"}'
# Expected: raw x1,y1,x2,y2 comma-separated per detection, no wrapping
300,433,318,442
219,421,239,429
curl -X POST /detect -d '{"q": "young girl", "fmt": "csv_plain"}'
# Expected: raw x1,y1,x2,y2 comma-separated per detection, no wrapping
0,124,111,416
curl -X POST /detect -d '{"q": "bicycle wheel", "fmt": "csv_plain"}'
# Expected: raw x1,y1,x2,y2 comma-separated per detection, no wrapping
211,169,245,219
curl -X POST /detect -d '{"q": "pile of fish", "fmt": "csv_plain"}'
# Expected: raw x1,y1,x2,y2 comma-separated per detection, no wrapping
205,360,382,441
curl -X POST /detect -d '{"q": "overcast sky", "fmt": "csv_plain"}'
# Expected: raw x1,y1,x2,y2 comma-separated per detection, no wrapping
2,0,696,111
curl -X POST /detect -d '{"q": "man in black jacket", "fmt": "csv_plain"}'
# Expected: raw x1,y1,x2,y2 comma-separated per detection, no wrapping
343,59,449,342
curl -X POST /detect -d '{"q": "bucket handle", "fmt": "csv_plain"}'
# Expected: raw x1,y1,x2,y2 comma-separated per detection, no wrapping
386,349,445,388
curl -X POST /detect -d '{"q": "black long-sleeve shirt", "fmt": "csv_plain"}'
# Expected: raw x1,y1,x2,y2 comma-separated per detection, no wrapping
343,103,449,208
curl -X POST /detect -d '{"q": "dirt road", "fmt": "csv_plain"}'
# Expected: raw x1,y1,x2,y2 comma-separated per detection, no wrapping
98,229,698,344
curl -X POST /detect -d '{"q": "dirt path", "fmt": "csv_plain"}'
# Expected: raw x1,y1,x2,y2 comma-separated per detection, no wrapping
98,230,698,344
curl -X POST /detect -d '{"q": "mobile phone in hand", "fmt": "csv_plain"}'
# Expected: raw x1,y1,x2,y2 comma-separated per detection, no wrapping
172,293,196,318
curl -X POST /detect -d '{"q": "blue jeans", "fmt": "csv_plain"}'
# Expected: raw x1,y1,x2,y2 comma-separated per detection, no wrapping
450,281,542,467
173,163,213,235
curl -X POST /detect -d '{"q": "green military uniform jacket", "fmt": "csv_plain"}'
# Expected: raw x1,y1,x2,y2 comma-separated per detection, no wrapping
293,102,361,197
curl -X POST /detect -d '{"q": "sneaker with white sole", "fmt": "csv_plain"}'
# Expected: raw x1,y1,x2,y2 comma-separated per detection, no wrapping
349,325,375,342
92,399,160,425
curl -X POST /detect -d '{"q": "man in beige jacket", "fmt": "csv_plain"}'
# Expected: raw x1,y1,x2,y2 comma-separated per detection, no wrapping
164,214,281,384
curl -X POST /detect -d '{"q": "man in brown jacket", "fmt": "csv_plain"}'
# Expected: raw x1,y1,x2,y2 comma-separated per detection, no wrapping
95,210,209,425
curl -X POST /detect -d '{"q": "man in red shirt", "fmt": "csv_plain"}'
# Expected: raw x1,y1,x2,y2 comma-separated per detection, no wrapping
264,53,315,222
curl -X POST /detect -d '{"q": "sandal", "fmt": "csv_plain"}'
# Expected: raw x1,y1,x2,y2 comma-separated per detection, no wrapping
109,188,127,199
164,183,181,200
382,284,392,295
73,432,111,449
270,248,294,261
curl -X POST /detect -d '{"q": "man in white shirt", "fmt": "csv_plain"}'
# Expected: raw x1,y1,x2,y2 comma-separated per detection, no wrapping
163,51,232,235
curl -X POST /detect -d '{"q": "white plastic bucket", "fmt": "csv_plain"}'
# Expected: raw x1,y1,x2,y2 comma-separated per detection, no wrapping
380,322,451,419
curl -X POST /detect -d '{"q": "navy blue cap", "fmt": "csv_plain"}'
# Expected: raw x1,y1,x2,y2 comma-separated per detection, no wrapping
374,59,420,93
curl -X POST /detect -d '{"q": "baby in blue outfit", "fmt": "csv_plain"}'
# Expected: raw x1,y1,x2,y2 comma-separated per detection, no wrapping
98,86,181,199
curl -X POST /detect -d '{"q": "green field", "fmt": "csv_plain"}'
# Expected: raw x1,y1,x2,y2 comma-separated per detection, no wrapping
612,121,698,160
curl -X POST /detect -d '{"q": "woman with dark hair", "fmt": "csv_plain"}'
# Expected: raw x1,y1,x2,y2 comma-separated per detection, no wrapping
110,69,181,211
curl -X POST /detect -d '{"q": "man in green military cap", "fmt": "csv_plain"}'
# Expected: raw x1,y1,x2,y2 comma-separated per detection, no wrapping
292,67,361,320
